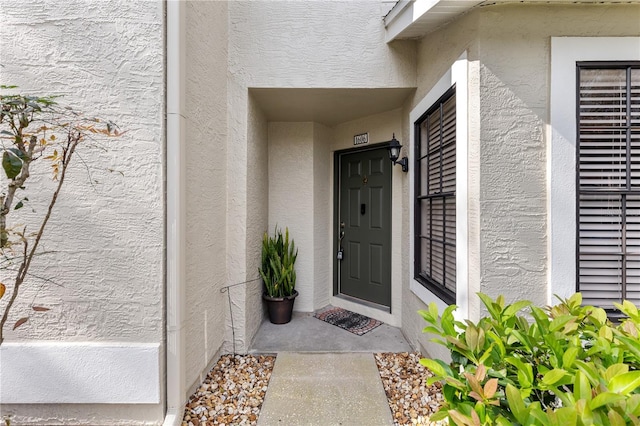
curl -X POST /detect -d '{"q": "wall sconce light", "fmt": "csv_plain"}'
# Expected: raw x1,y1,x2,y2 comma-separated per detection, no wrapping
387,134,408,172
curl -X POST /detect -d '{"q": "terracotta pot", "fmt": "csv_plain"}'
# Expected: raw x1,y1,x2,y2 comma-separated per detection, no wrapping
263,290,298,324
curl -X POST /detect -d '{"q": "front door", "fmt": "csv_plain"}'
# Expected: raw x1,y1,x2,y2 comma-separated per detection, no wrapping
336,146,392,308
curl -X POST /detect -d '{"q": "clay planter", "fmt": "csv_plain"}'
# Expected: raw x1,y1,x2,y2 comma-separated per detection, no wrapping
263,290,298,324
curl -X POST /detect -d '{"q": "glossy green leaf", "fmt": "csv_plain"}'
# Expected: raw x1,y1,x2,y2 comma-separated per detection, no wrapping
575,399,594,425
616,335,640,361
549,315,575,332
562,347,578,369
599,325,614,341
574,360,599,386
421,325,442,335
420,358,448,378
622,300,639,318
549,406,577,425
574,370,591,402
605,364,629,383
607,409,626,426
567,293,582,309
542,369,567,386
609,371,640,395
626,394,640,416
506,357,534,387
478,293,501,320
589,307,608,326
590,392,625,410
495,417,512,426
429,409,449,421
503,300,532,318
506,383,528,424
2,149,23,179
465,326,479,353
441,304,458,337
429,302,439,322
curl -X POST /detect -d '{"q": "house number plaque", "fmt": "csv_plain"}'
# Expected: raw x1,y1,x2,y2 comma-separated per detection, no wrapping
353,132,368,145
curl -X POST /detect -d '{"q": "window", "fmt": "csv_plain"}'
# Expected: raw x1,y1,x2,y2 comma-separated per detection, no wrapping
414,86,456,304
577,63,640,310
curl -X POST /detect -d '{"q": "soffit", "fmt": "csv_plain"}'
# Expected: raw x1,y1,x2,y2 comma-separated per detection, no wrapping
384,0,630,41
250,88,416,126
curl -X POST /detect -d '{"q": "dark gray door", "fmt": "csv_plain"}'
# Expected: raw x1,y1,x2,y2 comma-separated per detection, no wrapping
337,147,392,307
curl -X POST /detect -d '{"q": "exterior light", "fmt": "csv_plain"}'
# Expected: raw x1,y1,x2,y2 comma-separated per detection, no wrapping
387,134,408,172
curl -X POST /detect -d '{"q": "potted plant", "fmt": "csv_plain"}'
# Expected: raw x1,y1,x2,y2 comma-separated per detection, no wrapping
259,226,298,324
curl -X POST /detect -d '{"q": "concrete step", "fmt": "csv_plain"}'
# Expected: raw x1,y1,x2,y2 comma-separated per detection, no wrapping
257,352,393,426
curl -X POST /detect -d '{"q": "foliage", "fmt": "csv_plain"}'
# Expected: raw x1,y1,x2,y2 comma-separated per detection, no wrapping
259,227,297,298
0,86,119,344
419,293,640,426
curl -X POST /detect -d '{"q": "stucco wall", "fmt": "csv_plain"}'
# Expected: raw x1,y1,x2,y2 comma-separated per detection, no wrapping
242,94,269,350
184,0,229,395
401,3,640,357
268,123,315,312
313,123,333,309
477,3,640,308
0,0,164,423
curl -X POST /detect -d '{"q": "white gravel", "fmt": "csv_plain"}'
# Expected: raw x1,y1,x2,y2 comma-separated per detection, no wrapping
181,352,446,426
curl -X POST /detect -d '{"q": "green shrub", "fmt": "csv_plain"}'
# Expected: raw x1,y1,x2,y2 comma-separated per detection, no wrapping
419,293,640,425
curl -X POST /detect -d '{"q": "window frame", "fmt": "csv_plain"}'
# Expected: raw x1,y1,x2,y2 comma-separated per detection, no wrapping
550,37,640,304
409,52,469,315
414,86,457,304
575,61,640,309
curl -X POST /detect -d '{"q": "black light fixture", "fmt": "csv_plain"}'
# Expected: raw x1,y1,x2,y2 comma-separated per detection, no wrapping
387,133,408,172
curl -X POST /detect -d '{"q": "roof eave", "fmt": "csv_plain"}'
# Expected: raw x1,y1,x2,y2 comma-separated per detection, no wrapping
384,0,484,42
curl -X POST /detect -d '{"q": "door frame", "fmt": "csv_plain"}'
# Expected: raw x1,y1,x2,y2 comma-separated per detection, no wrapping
333,142,393,312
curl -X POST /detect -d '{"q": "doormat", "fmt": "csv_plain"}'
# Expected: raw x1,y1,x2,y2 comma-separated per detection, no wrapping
314,307,383,336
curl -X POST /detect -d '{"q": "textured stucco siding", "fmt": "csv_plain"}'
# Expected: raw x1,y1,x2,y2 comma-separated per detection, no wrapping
268,123,315,312
401,3,640,357
0,0,164,423
242,94,269,350
0,0,164,342
184,0,229,395
477,4,640,309
229,1,416,88
313,123,332,310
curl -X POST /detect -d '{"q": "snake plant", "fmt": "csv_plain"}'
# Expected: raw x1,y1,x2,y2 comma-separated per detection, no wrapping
259,227,297,298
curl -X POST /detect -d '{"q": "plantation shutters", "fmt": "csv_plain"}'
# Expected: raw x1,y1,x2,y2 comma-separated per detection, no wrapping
577,64,640,309
415,87,456,304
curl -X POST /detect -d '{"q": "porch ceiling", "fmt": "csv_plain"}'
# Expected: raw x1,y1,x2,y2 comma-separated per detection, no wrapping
249,88,416,126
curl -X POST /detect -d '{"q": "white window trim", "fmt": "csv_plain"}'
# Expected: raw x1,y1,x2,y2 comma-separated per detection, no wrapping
409,52,469,318
549,37,640,303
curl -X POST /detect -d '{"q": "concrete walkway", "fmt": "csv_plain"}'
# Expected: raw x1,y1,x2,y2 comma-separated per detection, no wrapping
251,308,414,425
257,352,394,426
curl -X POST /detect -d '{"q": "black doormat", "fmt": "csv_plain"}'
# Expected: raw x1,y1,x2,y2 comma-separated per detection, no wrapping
314,307,383,336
